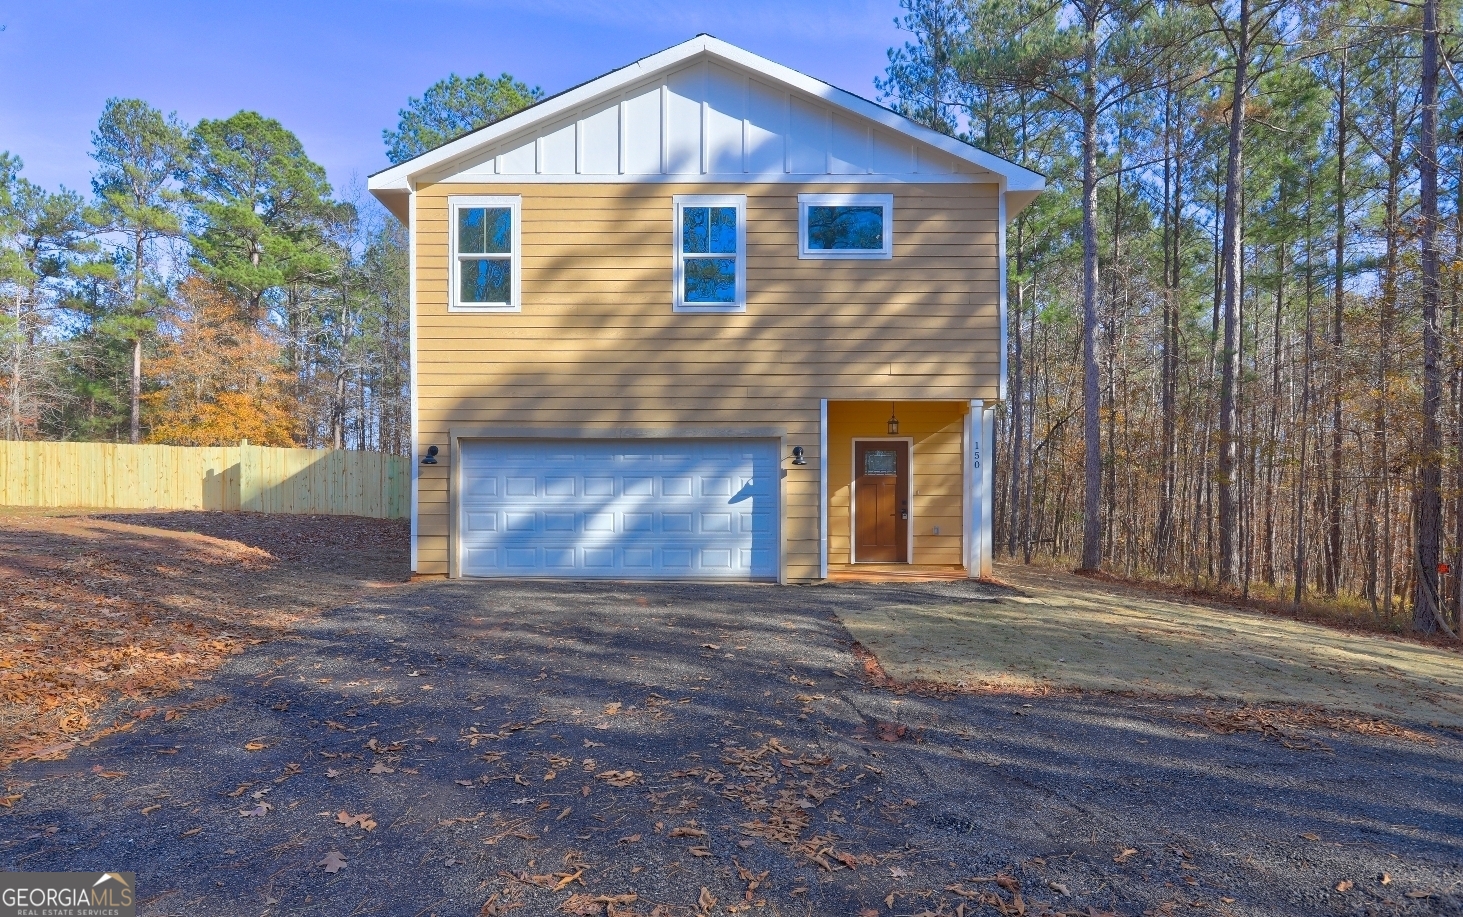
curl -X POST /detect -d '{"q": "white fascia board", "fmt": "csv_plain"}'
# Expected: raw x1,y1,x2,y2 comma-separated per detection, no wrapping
367,35,1045,197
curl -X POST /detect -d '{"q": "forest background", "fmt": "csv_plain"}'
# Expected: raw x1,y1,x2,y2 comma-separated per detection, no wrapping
4,0,1461,635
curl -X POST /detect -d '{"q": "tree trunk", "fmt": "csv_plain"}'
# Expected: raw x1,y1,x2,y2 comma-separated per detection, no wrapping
1217,0,1249,587
1295,187,1316,606
1327,48,1347,597
1008,216,1025,557
1416,0,1446,632
1079,14,1103,572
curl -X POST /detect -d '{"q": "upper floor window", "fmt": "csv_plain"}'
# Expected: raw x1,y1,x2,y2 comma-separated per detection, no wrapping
673,194,746,312
451,196,521,311
798,193,893,260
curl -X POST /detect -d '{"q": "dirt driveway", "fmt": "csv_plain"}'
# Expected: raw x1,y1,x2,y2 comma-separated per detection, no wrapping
3,566,1460,916
0,509,407,765
836,563,1463,729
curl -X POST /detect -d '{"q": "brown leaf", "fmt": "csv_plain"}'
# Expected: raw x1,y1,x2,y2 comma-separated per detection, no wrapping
243,740,268,751
0,794,23,808
557,807,573,821
318,850,347,873
369,761,395,775
669,825,709,838
140,804,161,815
479,894,524,916
603,702,622,716
180,827,203,837
582,739,605,748
689,845,712,857
325,768,341,778
1299,832,1321,841
552,868,586,891
558,895,601,916
874,721,907,742
596,769,639,787
619,834,641,844
698,887,717,914
1335,880,1353,893
1114,848,1138,864
581,785,592,797
336,810,377,831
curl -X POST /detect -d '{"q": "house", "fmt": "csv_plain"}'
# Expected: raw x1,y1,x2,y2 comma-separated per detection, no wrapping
367,35,1043,583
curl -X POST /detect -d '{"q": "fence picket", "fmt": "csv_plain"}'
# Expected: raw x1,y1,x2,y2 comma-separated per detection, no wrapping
0,442,407,519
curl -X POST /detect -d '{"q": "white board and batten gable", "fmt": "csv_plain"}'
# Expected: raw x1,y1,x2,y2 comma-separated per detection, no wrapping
369,35,1044,217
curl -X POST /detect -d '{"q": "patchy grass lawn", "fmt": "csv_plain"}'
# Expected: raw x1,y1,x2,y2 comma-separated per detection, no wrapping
0,509,408,767
835,562,1463,730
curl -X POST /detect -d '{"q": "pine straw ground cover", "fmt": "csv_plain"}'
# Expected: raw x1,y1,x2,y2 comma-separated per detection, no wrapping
0,509,408,768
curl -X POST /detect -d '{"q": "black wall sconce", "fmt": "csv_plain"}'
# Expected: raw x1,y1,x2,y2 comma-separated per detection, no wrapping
421,445,439,465
791,446,806,465
887,403,899,435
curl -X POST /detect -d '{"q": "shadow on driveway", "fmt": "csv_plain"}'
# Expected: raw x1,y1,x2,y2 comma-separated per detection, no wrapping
2,579,1460,916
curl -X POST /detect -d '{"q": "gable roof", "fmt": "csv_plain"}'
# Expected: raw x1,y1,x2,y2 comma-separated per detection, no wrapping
368,35,1043,220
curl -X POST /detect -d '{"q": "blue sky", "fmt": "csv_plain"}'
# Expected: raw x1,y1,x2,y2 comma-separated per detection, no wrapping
1,0,910,199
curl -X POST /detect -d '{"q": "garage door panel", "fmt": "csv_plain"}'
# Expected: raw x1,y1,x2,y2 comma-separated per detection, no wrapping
459,439,779,579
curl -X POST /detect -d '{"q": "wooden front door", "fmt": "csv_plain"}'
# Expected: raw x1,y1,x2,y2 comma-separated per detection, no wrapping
854,440,909,563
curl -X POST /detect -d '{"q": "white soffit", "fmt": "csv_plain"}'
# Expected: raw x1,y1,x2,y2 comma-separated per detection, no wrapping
368,36,1045,202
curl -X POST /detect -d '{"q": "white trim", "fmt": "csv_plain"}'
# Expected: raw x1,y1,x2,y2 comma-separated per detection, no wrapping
819,399,828,580
980,406,996,578
998,191,1009,401
367,36,1044,195
971,400,983,582
408,185,419,572
448,195,522,312
849,437,914,564
961,408,972,574
424,172,986,185
672,194,747,312
797,193,893,260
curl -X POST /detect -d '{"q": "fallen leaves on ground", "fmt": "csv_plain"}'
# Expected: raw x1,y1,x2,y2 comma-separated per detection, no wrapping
1180,703,1437,747
0,510,407,767
336,810,377,831
318,850,348,873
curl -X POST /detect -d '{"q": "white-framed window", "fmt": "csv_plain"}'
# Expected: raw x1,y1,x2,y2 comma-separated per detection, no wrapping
450,195,521,311
797,193,894,260
673,194,746,312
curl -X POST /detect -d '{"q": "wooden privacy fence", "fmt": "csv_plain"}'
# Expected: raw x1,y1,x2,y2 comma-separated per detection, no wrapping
0,442,409,519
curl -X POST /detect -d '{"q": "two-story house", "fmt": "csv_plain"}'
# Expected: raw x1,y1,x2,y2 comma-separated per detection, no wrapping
368,35,1043,583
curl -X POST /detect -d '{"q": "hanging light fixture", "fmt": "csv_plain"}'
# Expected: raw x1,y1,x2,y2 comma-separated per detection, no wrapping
887,402,899,435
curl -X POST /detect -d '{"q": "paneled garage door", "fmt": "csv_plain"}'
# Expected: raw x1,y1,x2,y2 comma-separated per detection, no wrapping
458,439,780,579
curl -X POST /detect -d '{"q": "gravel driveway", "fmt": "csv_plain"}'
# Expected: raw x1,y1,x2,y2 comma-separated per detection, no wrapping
2,579,1460,916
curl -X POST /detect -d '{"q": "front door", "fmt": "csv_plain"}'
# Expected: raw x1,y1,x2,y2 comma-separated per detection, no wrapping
854,440,909,563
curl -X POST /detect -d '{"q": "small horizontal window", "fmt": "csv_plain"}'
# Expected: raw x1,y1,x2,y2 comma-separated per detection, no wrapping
450,196,521,311
798,194,893,260
674,195,746,312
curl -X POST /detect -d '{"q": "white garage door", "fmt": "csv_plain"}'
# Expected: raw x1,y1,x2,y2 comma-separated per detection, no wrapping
458,439,780,580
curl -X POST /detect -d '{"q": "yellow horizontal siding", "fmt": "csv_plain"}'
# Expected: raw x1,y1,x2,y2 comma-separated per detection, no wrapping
411,181,997,580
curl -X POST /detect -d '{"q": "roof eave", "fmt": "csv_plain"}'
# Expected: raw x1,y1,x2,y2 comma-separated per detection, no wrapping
366,35,1045,194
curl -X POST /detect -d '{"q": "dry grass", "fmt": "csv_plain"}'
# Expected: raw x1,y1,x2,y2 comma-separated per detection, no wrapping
836,561,1463,730
0,508,408,767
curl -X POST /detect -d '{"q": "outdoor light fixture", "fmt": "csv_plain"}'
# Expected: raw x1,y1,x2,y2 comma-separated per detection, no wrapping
887,403,899,435
421,445,439,465
792,446,806,465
